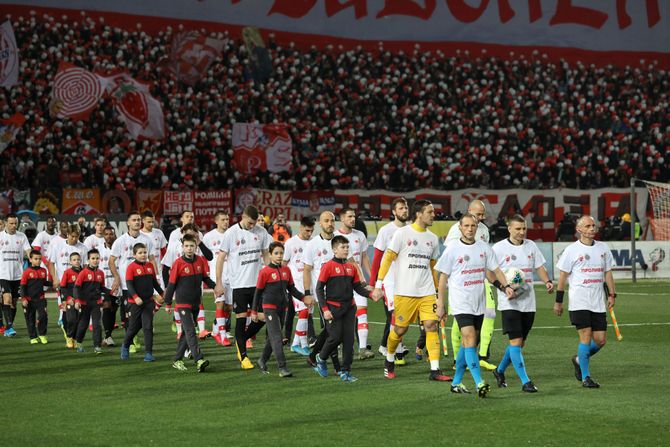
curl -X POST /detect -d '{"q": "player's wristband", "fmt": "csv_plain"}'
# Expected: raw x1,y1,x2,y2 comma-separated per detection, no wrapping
492,280,502,291
555,291,565,303
375,280,383,289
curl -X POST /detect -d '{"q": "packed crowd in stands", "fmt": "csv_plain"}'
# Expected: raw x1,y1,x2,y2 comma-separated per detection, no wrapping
0,11,668,192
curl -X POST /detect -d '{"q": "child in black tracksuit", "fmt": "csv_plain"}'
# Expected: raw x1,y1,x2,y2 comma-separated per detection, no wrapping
60,253,83,348
20,250,52,344
73,249,110,353
121,243,164,362
314,236,373,382
164,234,215,373
250,242,313,377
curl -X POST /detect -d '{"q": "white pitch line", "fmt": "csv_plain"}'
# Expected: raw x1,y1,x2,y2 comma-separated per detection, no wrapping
360,320,670,330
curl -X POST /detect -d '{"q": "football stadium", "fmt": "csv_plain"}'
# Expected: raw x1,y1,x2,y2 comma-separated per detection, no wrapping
0,1,668,445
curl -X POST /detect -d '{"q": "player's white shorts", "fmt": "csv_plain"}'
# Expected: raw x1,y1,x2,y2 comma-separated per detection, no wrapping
293,296,307,312
214,282,233,305
383,283,395,311
354,292,368,308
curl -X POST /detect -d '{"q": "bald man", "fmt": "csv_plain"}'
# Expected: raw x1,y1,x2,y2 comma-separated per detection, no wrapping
555,215,616,388
443,200,497,371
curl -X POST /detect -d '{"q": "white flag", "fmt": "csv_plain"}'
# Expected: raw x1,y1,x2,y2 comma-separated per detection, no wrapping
0,21,19,89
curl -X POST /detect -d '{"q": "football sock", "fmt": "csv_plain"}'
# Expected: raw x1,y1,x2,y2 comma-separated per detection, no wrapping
3,304,13,327
197,305,206,332
426,331,440,369
213,309,226,336
356,308,369,349
464,347,483,385
386,329,402,362
294,309,309,347
479,316,495,357
498,345,512,373
578,343,591,380
235,317,247,357
10,305,17,325
509,345,530,384
452,348,467,385
451,320,461,358
589,340,601,356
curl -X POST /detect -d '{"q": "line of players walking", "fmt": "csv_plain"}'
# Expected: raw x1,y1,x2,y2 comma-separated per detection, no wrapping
0,201,615,393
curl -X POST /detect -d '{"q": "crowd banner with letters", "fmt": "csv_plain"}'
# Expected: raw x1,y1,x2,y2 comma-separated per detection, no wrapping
193,190,233,229
335,188,649,242
4,2,668,68
61,189,101,215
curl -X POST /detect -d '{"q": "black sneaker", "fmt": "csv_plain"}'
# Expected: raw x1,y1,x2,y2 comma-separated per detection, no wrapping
278,367,293,378
306,355,317,368
384,360,396,379
428,369,452,382
582,376,600,388
522,381,538,393
492,369,508,388
571,355,582,382
450,384,471,394
258,357,269,374
477,382,491,398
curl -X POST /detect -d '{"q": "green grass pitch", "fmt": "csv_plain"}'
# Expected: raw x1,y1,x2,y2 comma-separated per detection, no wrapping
4,281,669,446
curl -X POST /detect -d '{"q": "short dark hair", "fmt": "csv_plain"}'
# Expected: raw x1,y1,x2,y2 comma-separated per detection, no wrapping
459,213,478,225
141,210,155,219
243,205,259,221
127,210,141,220
300,217,315,227
94,216,106,224
5,213,17,220
181,223,199,234
67,224,81,236
182,234,197,245
69,252,81,259
29,249,42,258
331,235,349,249
132,243,147,254
269,241,284,254
391,197,407,211
104,226,115,233
507,214,526,225
214,210,229,219
88,248,100,258
180,210,194,218
339,207,355,217
411,200,432,220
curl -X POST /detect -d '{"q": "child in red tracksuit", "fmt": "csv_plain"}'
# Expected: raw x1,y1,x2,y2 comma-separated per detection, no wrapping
250,242,314,377
121,242,164,362
313,236,376,382
20,250,52,344
163,235,216,373
73,249,109,354
61,252,83,349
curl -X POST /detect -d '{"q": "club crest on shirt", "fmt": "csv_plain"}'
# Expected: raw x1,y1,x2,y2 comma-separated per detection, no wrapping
29,272,34,278
335,267,341,274
413,240,418,246
457,256,464,264
185,267,190,274
511,255,517,260
88,274,93,280
585,254,590,260
272,273,278,280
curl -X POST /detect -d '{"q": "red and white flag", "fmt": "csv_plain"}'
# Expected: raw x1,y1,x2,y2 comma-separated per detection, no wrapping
50,62,106,120
166,31,224,85
232,123,292,174
0,112,26,153
0,21,19,89
102,73,165,140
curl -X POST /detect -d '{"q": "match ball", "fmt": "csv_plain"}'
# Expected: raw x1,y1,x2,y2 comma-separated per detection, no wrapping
504,268,525,290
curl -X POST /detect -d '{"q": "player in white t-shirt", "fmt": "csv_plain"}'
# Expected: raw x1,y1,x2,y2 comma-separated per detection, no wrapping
162,223,213,339
46,223,88,340
302,211,343,372
336,208,374,359
167,210,204,251
435,213,513,397
372,200,451,382
109,212,155,334
99,226,122,347
31,216,58,279
141,211,168,273
491,214,554,392
83,217,107,251
370,198,409,362
555,215,616,389
444,200,497,371
282,216,315,355
214,205,272,369
202,210,233,346
0,214,32,337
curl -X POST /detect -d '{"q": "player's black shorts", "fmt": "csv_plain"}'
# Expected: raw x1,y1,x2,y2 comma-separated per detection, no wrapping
569,310,607,331
454,313,484,331
232,287,255,314
0,280,20,299
501,310,535,340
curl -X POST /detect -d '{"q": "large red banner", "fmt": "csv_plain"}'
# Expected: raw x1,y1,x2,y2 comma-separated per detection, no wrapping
5,1,669,68
163,190,232,230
